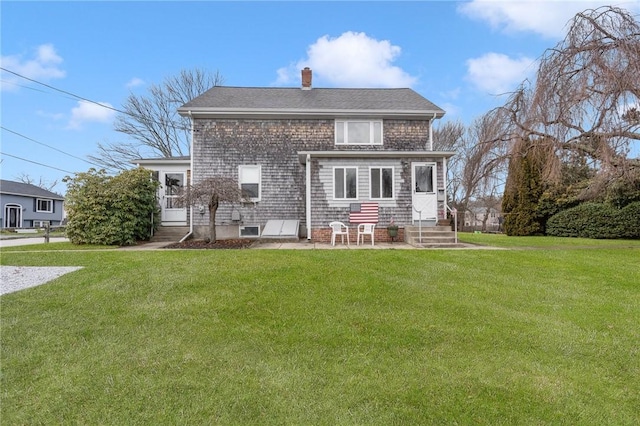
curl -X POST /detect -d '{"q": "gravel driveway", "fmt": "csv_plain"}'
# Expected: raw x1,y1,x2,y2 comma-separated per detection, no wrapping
0,266,83,296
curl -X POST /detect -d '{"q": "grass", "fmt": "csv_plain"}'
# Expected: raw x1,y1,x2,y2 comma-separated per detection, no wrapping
1,241,639,424
458,231,640,248
0,241,114,252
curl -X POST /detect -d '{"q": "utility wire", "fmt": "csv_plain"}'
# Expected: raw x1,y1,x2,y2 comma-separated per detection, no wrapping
0,67,192,132
1,126,112,171
0,151,74,174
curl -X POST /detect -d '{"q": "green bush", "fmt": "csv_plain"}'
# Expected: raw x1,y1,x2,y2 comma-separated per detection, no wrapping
64,168,160,246
619,202,640,239
546,202,640,239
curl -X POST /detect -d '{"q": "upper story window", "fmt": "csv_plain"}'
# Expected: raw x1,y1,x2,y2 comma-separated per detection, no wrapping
239,165,261,202
36,199,53,213
335,120,383,145
370,167,394,199
333,167,358,200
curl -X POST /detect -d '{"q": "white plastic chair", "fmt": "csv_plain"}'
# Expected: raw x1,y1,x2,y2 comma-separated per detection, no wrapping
357,223,376,246
329,221,350,246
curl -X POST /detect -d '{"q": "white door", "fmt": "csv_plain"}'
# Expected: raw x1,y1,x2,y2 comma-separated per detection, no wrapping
4,204,22,228
411,162,437,222
161,172,187,225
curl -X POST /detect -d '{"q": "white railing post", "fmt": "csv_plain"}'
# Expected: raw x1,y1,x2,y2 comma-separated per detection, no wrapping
445,204,458,244
412,205,424,244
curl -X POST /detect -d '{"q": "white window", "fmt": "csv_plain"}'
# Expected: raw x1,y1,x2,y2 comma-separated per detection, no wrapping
370,167,394,199
333,167,358,200
239,165,261,202
36,199,53,213
335,120,382,145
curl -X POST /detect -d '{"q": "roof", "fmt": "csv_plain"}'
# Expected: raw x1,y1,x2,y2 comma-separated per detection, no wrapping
132,156,191,165
0,180,64,200
178,87,445,120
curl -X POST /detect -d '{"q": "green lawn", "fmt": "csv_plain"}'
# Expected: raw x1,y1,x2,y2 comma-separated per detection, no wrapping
1,243,639,424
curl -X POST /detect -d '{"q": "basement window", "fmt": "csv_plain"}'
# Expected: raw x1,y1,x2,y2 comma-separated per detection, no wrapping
239,225,260,238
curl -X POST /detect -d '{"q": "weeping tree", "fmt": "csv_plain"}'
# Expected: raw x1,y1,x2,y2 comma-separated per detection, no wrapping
500,6,639,195
89,68,224,170
499,6,640,233
176,177,242,242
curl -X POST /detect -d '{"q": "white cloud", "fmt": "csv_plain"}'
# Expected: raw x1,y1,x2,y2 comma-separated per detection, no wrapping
466,53,536,95
67,100,116,130
458,0,640,39
1,43,66,92
126,77,145,89
275,31,416,88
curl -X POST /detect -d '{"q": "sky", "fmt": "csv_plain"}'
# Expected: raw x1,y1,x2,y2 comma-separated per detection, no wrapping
2,0,639,194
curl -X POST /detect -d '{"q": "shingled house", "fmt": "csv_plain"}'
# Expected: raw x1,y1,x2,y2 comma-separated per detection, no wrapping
143,68,455,243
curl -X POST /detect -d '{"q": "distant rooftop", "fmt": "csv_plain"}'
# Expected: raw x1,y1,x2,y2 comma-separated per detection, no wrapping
0,179,64,199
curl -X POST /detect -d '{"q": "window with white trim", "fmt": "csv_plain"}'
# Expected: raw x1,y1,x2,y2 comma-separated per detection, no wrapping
335,120,382,145
370,167,394,199
333,167,358,200
36,199,53,213
239,165,261,202
239,225,260,237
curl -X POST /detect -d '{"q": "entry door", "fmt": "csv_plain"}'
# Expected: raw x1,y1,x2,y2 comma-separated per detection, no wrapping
4,204,22,228
161,172,187,225
411,162,437,222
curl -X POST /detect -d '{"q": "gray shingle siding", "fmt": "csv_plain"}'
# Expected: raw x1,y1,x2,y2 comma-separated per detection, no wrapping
190,118,442,238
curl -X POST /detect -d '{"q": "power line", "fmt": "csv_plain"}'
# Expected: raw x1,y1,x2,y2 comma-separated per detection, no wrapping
1,126,112,171
0,151,74,174
0,67,192,132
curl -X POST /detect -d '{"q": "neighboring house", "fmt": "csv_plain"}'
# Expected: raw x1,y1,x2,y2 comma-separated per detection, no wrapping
143,68,455,242
0,180,64,229
463,203,502,232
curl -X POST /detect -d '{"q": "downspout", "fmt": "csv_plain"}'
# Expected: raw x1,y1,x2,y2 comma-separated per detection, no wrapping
180,110,194,243
442,156,448,221
306,154,312,240
428,112,436,151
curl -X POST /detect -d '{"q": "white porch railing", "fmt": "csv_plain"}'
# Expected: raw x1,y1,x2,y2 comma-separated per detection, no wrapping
446,204,458,244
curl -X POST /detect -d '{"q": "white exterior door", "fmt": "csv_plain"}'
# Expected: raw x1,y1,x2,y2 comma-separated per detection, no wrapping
161,172,187,225
4,204,22,228
411,162,437,222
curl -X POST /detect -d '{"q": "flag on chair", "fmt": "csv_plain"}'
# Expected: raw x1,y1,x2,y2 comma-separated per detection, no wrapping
349,202,379,223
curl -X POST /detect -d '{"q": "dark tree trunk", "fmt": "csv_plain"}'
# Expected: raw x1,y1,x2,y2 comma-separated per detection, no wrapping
208,195,219,242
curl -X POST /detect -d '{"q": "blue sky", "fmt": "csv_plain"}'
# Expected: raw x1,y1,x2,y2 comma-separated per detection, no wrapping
2,0,639,193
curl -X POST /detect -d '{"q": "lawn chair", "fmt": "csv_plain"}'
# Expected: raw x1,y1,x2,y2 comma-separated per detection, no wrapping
329,221,350,246
357,223,375,246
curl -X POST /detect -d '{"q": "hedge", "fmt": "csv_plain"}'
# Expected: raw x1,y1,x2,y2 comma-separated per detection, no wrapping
546,202,640,239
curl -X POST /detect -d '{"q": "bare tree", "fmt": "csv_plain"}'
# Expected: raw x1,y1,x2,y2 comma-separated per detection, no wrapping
15,173,59,192
89,68,224,170
176,176,242,242
500,6,640,193
434,111,510,229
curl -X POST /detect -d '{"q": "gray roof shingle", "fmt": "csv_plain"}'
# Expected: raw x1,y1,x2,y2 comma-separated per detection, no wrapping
178,87,445,118
0,180,64,199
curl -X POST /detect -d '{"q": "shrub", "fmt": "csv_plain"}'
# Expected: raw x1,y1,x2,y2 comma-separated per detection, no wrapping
546,202,640,239
64,168,159,245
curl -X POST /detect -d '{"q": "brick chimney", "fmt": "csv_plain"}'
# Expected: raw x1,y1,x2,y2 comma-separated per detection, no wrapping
301,67,312,90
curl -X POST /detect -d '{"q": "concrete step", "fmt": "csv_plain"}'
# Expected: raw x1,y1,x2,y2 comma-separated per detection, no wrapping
405,225,458,248
151,226,190,243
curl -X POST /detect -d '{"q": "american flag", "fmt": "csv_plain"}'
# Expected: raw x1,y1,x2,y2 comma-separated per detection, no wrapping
349,202,379,224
